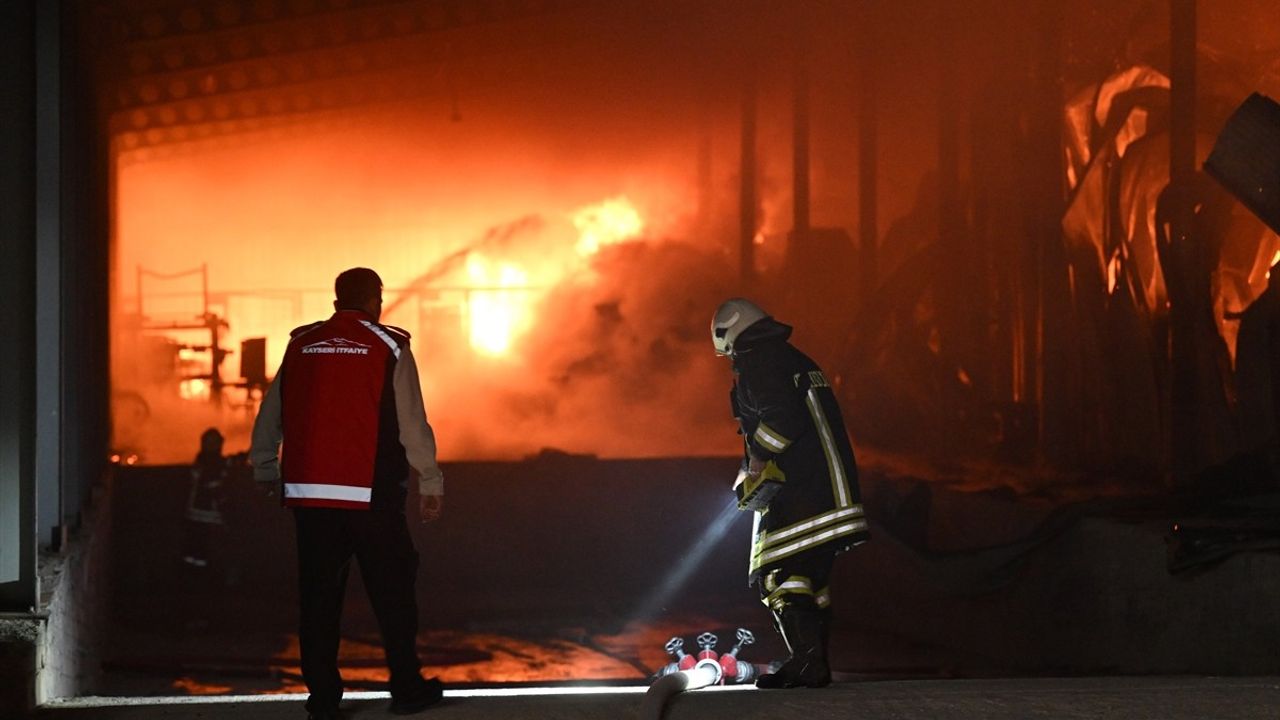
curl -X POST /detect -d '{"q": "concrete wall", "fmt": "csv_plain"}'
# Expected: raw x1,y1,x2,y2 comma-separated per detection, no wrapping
843,476,1280,675
37,476,113,702
0,472,114,715
0,617,41,714
21,454,1280,706
106,455,753,639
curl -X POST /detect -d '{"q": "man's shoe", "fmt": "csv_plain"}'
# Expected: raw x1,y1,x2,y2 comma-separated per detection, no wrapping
389,677,444,715
306,710,342,720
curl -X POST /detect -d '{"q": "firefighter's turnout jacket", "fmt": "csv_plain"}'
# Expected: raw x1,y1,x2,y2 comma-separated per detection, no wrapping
731,319,869,584
185,451,229,526
250,310,443,510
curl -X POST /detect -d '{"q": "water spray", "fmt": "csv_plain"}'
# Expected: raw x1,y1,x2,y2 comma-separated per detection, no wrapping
382,215,543,316
625,494,754,719
625,497,743,625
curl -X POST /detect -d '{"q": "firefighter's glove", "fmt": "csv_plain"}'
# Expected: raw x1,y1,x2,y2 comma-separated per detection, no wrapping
732,453,769,498
734,460,785,513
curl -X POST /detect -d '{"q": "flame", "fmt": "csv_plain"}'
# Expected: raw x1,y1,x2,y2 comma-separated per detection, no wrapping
178,378,211,400
467,254,531,357
464,197,644,357
1106,250,1122,295
572,197,643,256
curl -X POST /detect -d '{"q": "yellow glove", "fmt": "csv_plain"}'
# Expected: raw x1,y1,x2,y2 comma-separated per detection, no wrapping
734,460,785,512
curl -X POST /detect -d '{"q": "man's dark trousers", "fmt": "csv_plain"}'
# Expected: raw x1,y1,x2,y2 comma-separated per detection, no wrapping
294,507,423,713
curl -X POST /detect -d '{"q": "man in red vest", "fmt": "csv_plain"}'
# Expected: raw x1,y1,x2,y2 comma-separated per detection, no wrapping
251,268,445,719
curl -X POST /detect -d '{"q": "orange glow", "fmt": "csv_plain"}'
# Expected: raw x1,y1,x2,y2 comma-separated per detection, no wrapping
462,197,644,357
572,197,644,256
1106,251,1121,295
108,116,736,464
466,254,532,357
264,631,645,691
178,378,211,400
171,676,232,695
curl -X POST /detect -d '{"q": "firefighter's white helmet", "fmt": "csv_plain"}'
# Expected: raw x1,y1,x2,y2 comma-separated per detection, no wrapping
711,298,769,356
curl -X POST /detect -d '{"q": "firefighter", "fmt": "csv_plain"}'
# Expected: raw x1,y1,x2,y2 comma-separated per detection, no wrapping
712,298,869,689
181,428,231,570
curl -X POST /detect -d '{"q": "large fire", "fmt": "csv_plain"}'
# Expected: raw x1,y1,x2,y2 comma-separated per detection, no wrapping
572,197,645,257
112,144,666,463
463,196,644,357
466,254,531,357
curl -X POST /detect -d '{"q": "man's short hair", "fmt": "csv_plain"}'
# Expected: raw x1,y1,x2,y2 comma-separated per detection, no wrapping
335,267,383,308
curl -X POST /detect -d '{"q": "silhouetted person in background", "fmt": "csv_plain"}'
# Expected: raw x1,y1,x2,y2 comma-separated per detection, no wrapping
712,298,870,689
181,428,232,572
251,267,446,720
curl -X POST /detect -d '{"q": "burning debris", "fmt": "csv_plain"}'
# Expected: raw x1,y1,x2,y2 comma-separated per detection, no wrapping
111,189,737,462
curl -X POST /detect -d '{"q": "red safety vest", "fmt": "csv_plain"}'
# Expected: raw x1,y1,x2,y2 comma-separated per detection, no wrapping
278,310,407,509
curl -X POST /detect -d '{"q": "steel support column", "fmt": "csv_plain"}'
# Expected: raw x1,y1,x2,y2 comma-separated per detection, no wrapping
739,66,757,285
36,0,64,552
791,28,811,242
856,7,878,305
0,0,39,608
1031,0,1068,463
1166,0,1198,480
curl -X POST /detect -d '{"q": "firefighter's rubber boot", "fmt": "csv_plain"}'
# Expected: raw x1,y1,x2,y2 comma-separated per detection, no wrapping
756,607,831,689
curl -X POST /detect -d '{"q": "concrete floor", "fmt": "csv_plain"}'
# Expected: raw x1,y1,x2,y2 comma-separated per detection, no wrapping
36,677,1280,720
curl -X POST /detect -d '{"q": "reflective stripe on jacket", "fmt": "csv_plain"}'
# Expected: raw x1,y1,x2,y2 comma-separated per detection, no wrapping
731,327,869,584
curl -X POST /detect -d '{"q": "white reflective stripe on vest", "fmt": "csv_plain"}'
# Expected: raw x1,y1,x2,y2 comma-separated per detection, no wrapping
284,483,372,502
359,319,401,359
